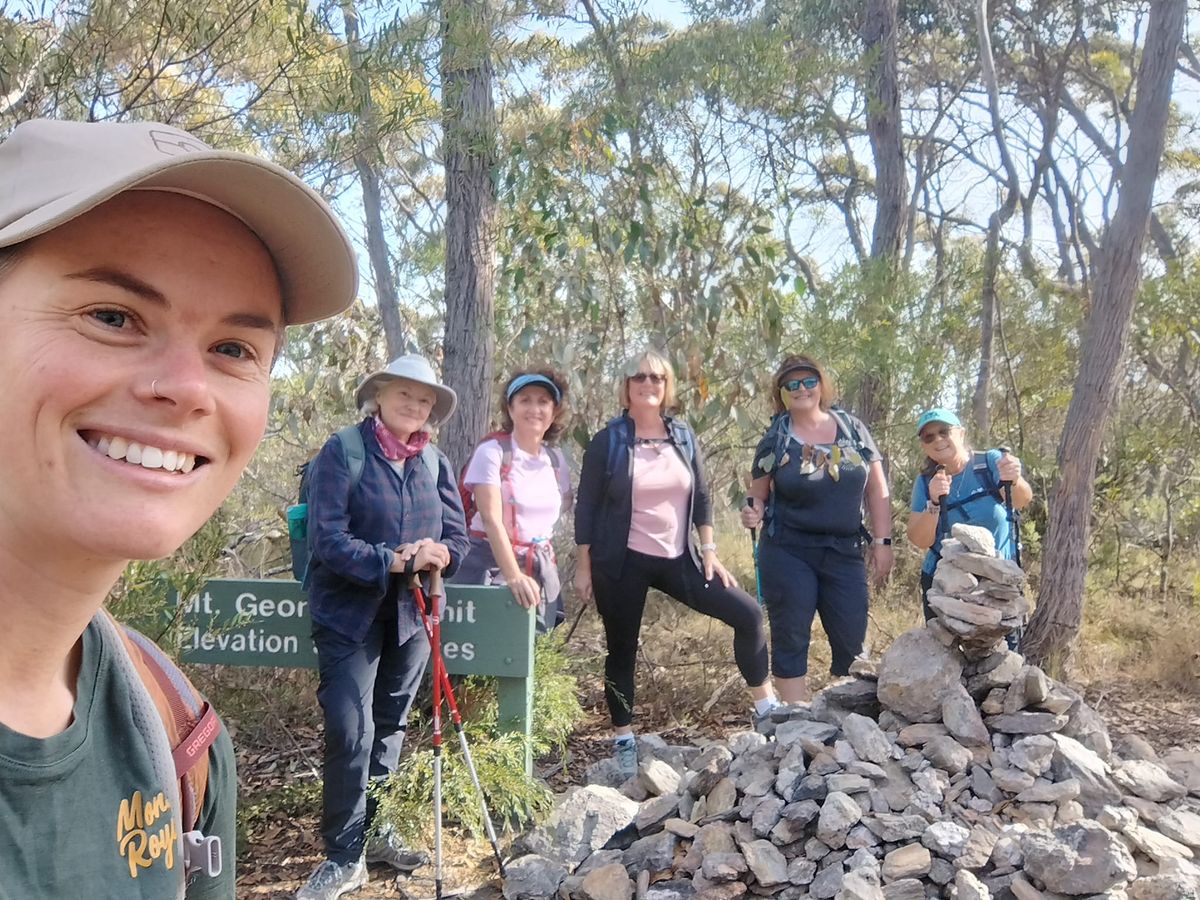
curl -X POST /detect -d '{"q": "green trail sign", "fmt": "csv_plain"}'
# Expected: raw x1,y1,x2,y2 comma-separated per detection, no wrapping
176,579,536,772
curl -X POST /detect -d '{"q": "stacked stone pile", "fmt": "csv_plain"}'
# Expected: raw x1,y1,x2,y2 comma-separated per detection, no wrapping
923,524,1028,658
502,531,1200,900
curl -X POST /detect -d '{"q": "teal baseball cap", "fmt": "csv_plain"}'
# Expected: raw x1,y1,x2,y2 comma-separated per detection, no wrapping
916,407,962,435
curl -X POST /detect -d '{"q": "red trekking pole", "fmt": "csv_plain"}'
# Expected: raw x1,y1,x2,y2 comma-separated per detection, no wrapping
410,571,507,891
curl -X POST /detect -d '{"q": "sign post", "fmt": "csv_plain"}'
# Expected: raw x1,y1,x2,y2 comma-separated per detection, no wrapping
176,579,537,774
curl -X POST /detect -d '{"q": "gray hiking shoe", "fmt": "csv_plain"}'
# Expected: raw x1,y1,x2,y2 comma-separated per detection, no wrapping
753,700,782,736
614,738,638,778
365,833,429,872
295,858,367,900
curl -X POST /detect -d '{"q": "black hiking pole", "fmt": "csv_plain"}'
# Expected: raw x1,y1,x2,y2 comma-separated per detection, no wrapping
411,572,507,888
746,497,763,606
997,446,1021,568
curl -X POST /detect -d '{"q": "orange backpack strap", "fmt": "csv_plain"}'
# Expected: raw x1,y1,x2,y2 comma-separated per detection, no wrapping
116,625,220,833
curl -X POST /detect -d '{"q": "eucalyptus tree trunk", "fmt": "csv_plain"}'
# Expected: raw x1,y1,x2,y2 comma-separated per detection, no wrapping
856,0,905,432
341,0,407,357
440,0,497,471
971,0,1021,439
1024,0,1187,673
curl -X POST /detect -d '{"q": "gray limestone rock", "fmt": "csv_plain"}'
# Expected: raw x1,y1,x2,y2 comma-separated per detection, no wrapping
1113,760,1188,803
877,628,965,723
922,821,970,859
881,844,931,881
741,839,789,887
622,830,677,877
840,869,886,900
928,591,1003,625
705,778,738,817
578,863,635,900
818,791,865,848
942,682,991,748
699,852,747,883
955,869,992,900
985,712,1070,734
787,856,817,886
1127,875,1200,900
548,786,640,865
1021,820,1137,895
640,758,683,797
637,794,681,835
503,854,567,900
956,824,1001,870
750,796,785,838
1008,735,1057,776
897,723,949,747
1122,823,1195,862
881,879,926,900
951,524,997,556
952,552,1025,587
965,652,1024,698
1051,734,1123,814
776,718,840,748
810,862,844,899
1161,749,1200,794
862,813,929,842
932,563,980,596
843,712,896,766
923,735,974,774
1157,808,1200,850
828,773,874,794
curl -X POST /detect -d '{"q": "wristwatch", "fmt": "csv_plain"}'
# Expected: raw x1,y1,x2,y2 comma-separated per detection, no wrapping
699,542,718,553
872,537,892,546
925,501,940,514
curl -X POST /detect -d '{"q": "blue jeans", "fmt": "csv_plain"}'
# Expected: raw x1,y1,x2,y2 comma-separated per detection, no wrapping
313,616,431,864
758,535,868,678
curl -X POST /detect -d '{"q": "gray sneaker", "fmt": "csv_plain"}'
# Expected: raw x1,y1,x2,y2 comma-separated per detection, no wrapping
365,833,429,872
614,738,638,778
295,858,367,900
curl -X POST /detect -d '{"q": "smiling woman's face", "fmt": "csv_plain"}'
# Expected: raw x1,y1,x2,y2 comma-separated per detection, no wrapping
0,191,283,565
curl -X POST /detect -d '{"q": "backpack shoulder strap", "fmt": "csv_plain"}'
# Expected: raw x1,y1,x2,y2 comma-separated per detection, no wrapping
420,443,440,483
334,424,367,490
115,626,219,834
829,406,871,458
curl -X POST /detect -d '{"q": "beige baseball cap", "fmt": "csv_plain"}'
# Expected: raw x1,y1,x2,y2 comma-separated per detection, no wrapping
0,118,358,325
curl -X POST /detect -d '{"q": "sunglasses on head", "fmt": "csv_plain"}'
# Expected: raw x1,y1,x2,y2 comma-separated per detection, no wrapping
920,425,954,444
630,372,666,384
781,375,820,392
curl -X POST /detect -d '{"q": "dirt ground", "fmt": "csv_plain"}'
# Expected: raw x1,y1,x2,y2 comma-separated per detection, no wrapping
234,676,1199,899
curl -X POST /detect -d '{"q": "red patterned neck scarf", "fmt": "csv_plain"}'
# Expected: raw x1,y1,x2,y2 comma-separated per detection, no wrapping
373,416,431,461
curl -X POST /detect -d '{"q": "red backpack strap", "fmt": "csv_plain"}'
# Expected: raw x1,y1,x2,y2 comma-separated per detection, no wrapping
117,625,219,833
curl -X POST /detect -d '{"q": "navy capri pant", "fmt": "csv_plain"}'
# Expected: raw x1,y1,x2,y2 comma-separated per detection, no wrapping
758,534,868,678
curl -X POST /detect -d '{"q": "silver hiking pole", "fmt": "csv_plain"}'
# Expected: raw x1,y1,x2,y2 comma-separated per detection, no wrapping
410,571,507,889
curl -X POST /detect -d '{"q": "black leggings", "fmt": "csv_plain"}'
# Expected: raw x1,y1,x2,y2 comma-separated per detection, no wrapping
592,549,769,727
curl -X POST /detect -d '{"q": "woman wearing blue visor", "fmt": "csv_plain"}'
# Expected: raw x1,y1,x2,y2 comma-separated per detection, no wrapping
453,370,572,632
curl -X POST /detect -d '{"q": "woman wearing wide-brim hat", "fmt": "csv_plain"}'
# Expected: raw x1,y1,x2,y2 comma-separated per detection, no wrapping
298,353,470,900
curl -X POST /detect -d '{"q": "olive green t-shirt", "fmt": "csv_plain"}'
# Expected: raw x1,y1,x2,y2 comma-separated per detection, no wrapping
0,619,236,899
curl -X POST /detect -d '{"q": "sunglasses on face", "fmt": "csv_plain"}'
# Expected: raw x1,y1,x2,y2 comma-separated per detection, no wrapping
630,372,666,385
920,426,954,444
781,375,820,392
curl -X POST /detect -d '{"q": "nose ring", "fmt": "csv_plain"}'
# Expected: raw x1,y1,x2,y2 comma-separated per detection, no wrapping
151,379,163,399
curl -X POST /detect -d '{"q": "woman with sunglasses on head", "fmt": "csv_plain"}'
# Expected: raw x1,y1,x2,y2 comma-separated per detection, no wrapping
453,369,572,633
575,350,773,777
741,355,893,705
906,409,1031,631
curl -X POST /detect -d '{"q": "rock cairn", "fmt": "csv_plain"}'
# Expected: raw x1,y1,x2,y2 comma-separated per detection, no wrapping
924,524,1028,659
502,528,1200,900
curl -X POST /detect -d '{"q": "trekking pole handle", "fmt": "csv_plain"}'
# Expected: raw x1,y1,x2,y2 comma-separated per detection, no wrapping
745,496,758,541
930,464,946,506
997,445,1013,488
428,567,445,595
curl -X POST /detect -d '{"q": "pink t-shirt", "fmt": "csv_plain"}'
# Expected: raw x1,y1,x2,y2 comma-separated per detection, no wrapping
628,441,693,558
463,438,570,541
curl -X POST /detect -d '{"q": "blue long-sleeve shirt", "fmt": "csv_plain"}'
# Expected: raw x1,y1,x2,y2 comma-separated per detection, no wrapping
305,418,469,643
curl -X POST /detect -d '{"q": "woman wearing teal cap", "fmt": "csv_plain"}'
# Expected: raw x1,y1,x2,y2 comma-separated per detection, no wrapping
454,369,572,632
906,409,1032,631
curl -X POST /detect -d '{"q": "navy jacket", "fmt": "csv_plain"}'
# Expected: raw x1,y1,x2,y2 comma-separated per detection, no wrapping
305,418,469,643
574,412,712,577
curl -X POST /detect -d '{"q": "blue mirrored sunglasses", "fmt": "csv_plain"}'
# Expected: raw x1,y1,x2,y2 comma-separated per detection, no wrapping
781,375,820,392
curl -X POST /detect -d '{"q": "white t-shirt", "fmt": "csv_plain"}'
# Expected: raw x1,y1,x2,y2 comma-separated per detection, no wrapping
463,437,570,541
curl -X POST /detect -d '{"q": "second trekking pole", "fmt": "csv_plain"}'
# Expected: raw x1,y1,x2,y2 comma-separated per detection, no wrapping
997,446,1021,568
410,571,507,882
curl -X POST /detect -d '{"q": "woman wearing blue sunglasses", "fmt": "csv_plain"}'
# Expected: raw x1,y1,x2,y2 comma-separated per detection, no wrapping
741,354,893,704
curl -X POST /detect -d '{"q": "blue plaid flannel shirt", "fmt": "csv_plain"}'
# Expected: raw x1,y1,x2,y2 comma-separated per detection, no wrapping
305,418,469,643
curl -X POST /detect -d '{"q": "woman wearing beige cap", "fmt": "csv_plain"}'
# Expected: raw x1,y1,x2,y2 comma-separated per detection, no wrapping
0,118,357,899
